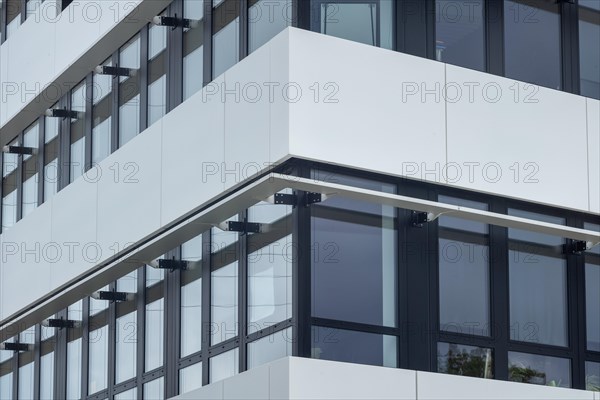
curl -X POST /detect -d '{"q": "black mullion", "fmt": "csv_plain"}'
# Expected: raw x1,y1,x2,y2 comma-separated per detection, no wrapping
140,26,149,133
107,282,117,398
15,132,23,223
437,331,496,348
80,297,90,398
53,308,68,400
239,0,248,61
0,0,6,44
161,252,171,399
136,266,146,397
486,0,505,76
84,74,93,172
207,337,239,358
429,190,441,372
12,337,18,400
396,0,430,58
166,248,182,398
36,115,45,206
33,325,41,400
110,53,119,154
58,95,70,191
239,211,248,372
569,214,586,390
169,0,184,110
311,318,400,337
19,0,26,23
506,340,573,359
292,0,311,29
245,320,294,343
201,232,211,385
560,0,579,94
490,197,509,381
0,151,4,233
203,0,213,85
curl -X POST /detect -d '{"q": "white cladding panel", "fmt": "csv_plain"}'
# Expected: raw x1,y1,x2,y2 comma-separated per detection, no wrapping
588,98,600,213
169,357,596,400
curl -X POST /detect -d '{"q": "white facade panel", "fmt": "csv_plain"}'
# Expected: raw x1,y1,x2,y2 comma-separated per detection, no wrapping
588,98,600,213
286,29,447,185
269,30,291,167
222,363,270,400
445,64,589,211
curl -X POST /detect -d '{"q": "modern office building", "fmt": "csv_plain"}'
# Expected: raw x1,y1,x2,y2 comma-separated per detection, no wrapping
0,0,599,399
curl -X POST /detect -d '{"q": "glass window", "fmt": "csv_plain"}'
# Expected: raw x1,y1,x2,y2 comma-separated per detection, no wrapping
249,0,291,53
70,81,86,183
17,327,35,400
210,348,239,383
67,301,83,400
116,271,138,384
143,376,164,400
115,388,137,400
211,216,239,345
311,174,396,327
586,362,600,392
247,327,292,369
435,0,484,71
119,35,141,147
579,4,600,100
504,0,562,90
213,0,240,78
22,122,39,218
312,0,394,50
585,223,600,352
89,285,109,317
93,59,113,164
437,342,493,379
0,372,12,400
508,352,571,388
148,17,168,126
312,326,397,368
44,110,59,201
88,325,108,394
2,137,19,231
181,235,202,357
183,0,205,100
248,196,293,334
26,0,42,19
39,347,54,400
438,196,490,337
146,298,164,372
508,209,567,347
179,362,203,394
6,0,22,39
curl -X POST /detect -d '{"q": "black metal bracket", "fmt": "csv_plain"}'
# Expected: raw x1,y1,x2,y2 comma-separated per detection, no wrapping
96,65,136,77
0,342,31,352
45,108,79,119
2,145,36,155
411,211,430,228
305,193,323,206
153,15,195,29
45,318,77,329
563,240,590,255
220,221,261,234
272,193,297,206
157,259,190,271
94,291,133,302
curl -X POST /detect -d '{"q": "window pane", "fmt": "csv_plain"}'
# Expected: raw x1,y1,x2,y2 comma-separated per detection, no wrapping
39,351,54,400
119,35,141,147
115,311,137,384
143,377,164,400
248,197,292,334
2,137,19,231
211,261,238,345
586,362,600,392
314,1,394,50
508,352,571,388
213,17,239,78
249,0,291,53
312,326,397,368
181,236,202,358
22,174,38,218
115,388,137,400
146,298,164,372
179,362,203,394
17,327,35,400
148,20,168,126
2,191,17,231
585,223,600,352
504,0,561,89
579,5,600,100
439,196,489,337
247,327,292,369
183,0,204,100
93,59,112,164
311,174,396,327
90,285,109,316
509,209,567,347
0,373,12,400
437,342,493,379
435,0,485,71
88,325,108,394
210,348,239,383
70,82,86,183
67,301,83,400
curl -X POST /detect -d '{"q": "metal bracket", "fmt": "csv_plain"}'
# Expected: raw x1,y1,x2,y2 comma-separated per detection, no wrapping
564,240,592,255
411,211,430,228
42,318,78,329
95,65,137,77
152,16,197,29
0,342,32,352
2,145,36,155
45,108,79,119
157,259,189,271
218,221,262,234
267,193,296,206
91,291,134,302
305,192,323,206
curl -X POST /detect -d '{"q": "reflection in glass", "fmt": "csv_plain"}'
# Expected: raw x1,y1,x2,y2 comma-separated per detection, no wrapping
115,388,137,400
181,270,202,357
248,198,292,334
144,377,164,400
18,360,34,400
579,4,600,99
247,327,292,369
39,351,54,400
315,1,393,49
22,175,38,218
312,174,396,327
146,298,164,372
184,0,204,100
0,373,12,400
586,362,600,392
93,59,113,164
585,223,600,352
211,261,238,345
504,0,561,89
312,326,397,368
437,342,493,379
249,0,291,53
70,82,86,183
509,209,567,347
116,311,137,383
508,352,571,388
213,17,239,78
119,35,141,147
210,348,239,383
179,362,203,394
2,138,19,231
67,301,83,400
44,113,59,201
435,0,484,71
148,21,168,126
439,196,489,337
88,325,108,394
